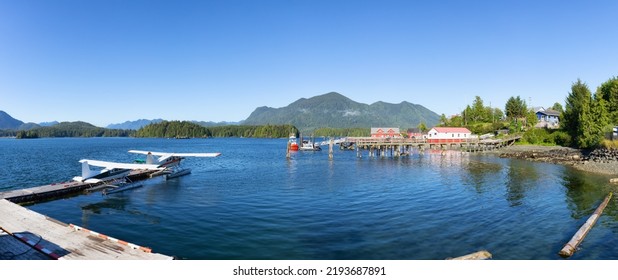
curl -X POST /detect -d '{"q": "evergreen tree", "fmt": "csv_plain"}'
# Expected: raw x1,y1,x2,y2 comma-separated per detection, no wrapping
505,96,527,121
595,76,618,124
505,96,527,131
550,102,564,114
563,79,592,147
417,122,427,133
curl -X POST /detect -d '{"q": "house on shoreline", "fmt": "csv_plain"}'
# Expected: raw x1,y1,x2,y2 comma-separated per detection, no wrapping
426,127,472,143
370,127,402,138
535,108,560,129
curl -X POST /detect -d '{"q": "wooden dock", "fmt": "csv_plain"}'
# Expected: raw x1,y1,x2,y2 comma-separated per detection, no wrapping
0,199,172,260
0,169,159,204
344,136,521,158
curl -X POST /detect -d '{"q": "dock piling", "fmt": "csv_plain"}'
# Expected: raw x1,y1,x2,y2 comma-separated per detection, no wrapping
328,138,334,160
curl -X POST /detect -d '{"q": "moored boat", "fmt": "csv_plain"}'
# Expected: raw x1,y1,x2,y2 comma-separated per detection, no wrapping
289,134,299,151
299,139,322,151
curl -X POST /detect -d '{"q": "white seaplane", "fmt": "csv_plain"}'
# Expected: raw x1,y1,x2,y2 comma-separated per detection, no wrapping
73,159,164,194
128,150,221,179
72,159,163,184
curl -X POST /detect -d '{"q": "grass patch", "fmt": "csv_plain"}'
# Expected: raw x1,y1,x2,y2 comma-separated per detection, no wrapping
601,139,618,149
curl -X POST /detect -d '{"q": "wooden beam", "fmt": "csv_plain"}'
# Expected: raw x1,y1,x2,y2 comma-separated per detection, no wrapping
447,250,492,260
559,192,613,257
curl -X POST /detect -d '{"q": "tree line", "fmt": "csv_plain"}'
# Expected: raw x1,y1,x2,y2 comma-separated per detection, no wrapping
135,121,299,138
312,127,370,137
562,77,618,149
15,121,133,138
436,76,618,149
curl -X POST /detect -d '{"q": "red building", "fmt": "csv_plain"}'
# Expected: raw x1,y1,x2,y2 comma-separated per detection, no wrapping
370,127,401,138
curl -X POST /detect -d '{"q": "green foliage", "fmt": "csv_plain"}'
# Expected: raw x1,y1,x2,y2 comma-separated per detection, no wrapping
417,122,427,133
136,121,211,138
15,121,133,138
562,79,613,149
522,128,551,145
313,127,370,137
595,76,618,124
551,130,572,146
521,128,571,146
0,129,17,137
563,79,591,146
136,121,299,138
505,96,527,121
526,109,538,128
209,124,298,138
550,102,564,114
440,96,506,134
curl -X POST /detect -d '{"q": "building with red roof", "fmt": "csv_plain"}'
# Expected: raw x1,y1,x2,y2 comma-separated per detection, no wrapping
371,127,402,138
426,127,472,143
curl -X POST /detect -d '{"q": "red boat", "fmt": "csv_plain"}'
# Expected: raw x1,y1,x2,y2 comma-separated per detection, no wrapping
289,134,299,151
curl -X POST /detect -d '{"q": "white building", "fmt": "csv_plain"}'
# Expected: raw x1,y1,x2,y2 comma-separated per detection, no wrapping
426,127,472,143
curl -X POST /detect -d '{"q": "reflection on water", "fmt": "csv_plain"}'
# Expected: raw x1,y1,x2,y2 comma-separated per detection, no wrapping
462,159,503,194
562,169,610,219
505,159,540,207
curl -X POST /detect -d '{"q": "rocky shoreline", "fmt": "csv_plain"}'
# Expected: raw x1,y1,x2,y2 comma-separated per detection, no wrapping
492,145,618,176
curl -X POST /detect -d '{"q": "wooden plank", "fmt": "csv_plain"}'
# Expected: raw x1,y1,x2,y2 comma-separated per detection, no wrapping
559,192,613,258
447,250,492,260
0,199,172,260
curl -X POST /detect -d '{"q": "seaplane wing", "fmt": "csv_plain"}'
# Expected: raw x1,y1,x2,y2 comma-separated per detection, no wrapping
79,159,163,170
128,150,221,158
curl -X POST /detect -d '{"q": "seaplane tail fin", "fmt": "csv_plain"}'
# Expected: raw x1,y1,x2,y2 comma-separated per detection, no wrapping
72,160,96,181
146,152,158,165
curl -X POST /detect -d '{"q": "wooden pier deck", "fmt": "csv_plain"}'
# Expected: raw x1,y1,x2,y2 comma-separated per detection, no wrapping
0,199,172,260
344,136,521,157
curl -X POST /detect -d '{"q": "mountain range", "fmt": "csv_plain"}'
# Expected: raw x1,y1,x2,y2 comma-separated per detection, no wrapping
2,92,440,133
243,92,440,132
106,119,165,130
0,111,60,130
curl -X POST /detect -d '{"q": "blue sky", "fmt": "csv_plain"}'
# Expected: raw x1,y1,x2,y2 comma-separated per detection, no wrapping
1,0,617,127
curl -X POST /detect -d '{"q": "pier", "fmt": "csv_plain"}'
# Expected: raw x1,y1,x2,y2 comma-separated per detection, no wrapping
343,136,521,158
0,199,172,260
0,168,173,260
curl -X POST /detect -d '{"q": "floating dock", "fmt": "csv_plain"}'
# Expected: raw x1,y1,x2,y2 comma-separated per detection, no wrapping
0,199,172,260
0,169,159,204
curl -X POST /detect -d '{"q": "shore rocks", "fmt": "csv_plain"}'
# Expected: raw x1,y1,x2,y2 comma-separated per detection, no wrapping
586,148,618,163
498,147,584,165
496,145,618,175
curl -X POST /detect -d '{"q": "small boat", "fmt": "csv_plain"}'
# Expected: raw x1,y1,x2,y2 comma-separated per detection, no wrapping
289,134,299,151
300,139,322,151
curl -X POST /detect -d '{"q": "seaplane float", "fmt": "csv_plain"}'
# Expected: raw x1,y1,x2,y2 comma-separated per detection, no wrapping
73,150,221,194
128,150,221,179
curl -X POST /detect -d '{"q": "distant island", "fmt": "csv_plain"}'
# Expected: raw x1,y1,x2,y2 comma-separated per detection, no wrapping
136,121,298,138
14,121,133,138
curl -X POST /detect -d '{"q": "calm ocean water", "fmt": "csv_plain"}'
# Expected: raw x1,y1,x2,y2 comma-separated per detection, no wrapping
1,137,618,260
